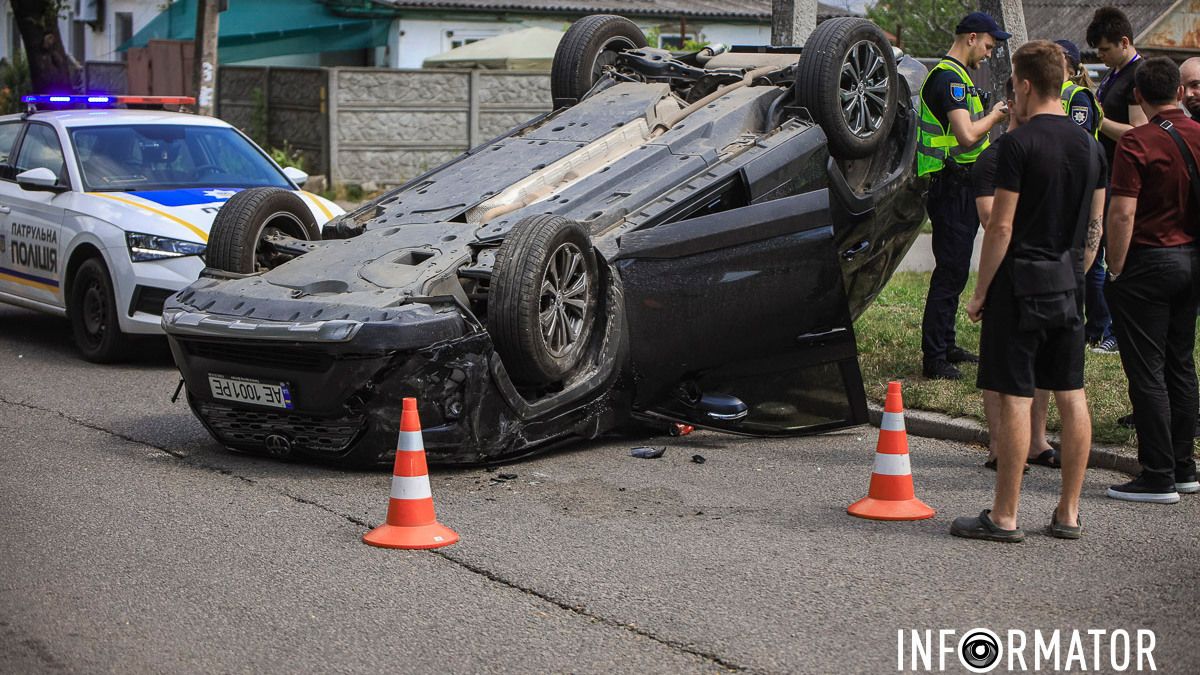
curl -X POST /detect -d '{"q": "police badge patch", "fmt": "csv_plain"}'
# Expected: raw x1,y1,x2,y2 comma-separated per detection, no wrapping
1071,105,1089,125
950,82,966,102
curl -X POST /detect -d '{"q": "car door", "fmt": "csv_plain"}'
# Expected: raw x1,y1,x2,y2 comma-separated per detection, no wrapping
0,122,69,307
614,182,868,436
0,120,33,300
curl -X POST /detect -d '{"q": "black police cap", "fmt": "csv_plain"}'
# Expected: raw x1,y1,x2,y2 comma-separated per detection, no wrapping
955,12,1012,40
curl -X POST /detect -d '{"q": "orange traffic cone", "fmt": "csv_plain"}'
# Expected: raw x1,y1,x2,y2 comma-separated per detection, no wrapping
363,398,459,549
848,381,935,521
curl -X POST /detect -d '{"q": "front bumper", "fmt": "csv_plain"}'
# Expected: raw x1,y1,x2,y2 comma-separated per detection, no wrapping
163,305,616,465
112,254,205,335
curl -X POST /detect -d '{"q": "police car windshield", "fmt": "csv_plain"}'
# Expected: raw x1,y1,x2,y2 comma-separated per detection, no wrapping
68,124,291,192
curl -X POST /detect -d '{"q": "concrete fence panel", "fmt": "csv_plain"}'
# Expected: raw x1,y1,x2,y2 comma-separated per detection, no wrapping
207,66,556,187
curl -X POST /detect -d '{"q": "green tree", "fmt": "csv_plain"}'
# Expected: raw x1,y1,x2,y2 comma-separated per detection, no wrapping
0,50,33,114
11,0,76,93
869,0,975,58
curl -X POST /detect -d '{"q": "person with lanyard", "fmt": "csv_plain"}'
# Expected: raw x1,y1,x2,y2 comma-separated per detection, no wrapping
1056,39,1103,139
916,11,1010,381
1083,6,1148,356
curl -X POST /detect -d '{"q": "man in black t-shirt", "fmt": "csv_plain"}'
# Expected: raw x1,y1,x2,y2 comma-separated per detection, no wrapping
1089,8,1148,160
951,41,1108,544
1083,7,1148,354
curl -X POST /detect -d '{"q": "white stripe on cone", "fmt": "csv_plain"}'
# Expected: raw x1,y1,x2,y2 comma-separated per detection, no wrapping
880,411,905,431
872,452,912,476
389,475,433,500
397,430,424,452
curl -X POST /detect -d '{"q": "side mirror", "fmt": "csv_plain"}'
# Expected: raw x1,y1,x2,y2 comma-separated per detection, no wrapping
282,166,308,187
16,167,65,192
693,393,749,422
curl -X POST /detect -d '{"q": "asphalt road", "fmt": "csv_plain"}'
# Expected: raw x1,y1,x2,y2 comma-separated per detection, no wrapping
1,304,1198,674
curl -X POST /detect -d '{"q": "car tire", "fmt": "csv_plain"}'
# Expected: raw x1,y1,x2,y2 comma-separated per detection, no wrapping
793,17,898,160
68,257,131,363
205,188,320,274
551,14,648,106
489,215,599,385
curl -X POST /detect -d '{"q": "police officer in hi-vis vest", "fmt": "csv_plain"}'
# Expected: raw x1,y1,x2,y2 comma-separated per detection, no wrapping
1056,39,1103,139
917,11,1011,380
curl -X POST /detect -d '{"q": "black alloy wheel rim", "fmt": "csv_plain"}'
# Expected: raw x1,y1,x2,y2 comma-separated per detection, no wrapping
839,39,889,138
539,242,590,358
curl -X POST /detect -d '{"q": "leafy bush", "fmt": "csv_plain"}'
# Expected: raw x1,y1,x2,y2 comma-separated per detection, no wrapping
0,50,32,115
269,141,305,172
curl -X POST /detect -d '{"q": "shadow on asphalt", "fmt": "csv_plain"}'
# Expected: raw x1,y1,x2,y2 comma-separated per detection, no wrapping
1,307,176,369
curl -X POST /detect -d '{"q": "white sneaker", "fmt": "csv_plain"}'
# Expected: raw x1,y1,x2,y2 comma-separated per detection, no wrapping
1107,476,1180,503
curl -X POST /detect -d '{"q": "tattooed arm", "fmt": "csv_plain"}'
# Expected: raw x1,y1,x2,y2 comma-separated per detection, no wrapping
1084,188,1106,271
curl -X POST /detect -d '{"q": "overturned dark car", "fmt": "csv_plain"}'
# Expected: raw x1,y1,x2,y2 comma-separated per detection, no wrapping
163,15,928,466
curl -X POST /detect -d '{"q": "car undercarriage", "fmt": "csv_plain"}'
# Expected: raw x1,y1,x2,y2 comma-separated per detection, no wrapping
163,16,928,466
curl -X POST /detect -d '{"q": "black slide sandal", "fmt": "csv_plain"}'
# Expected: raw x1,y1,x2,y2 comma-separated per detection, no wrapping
1028,448,1061,469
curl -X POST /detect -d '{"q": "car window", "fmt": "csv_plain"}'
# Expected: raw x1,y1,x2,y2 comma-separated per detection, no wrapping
69,124,291,192
14,124,67,185
0,122,22,166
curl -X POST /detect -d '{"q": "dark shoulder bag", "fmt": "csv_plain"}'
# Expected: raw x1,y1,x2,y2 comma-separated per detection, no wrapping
1008,140,1100,331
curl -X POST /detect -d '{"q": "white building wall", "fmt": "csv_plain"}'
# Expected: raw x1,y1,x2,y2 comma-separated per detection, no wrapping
0,2,771,72
87,0,161,62
388,16,771,69
0,0,160,64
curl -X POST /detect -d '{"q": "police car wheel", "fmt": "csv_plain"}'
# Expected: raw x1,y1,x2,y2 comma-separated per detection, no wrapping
793,17,898,160
488,215,598,385
551,14,647,107
206,188,320,274
68,257,131,363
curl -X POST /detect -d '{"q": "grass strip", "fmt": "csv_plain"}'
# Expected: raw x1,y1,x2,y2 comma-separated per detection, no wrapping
854,271,1199,447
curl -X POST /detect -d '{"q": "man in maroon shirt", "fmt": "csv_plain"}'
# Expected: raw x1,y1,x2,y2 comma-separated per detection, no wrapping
1105,56,1200,503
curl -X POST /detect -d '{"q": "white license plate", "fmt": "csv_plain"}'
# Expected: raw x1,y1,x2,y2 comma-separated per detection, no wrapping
208,375,293,409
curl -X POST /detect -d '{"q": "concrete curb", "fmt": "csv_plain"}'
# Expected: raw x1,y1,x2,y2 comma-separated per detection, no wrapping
867,405,1142,476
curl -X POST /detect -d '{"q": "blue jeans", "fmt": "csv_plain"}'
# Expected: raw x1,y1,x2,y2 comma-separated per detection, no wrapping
1085,245,1115,343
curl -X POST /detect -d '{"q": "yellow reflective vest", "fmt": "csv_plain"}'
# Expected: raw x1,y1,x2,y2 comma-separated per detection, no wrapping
1061,81,1103,140
917,59,989,177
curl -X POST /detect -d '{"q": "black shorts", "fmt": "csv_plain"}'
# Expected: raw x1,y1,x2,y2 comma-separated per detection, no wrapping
976,274,1086,397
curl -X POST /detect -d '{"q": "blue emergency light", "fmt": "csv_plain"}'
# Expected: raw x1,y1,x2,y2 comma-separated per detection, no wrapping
21,94,196,108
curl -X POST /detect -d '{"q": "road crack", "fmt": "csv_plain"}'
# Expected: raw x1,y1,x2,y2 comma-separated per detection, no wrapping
432,549,749,672
0,395,749,672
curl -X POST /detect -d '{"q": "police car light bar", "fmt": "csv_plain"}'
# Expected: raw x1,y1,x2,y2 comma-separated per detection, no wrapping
21,94,196,106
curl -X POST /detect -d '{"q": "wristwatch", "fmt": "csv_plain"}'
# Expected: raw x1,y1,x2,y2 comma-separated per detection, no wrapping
1107,270,1120,282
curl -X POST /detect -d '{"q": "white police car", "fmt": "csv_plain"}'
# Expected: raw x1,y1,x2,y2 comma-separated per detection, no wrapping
0,95,343,362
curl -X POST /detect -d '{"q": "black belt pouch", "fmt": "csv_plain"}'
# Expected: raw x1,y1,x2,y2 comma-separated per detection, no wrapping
1010,252,1079,331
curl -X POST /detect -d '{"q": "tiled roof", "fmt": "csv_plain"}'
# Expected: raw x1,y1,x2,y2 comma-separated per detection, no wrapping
365,0,855,21
1021,0,1177,54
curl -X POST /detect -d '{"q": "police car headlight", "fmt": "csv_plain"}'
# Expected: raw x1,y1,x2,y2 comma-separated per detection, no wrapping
126,232,207,262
